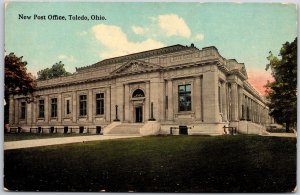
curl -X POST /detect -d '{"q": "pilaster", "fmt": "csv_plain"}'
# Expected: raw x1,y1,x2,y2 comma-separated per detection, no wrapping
88,89,93,122
194,76,201,121
57,93,62,123
231,82,239,121
9,95,14,125
105,86,111,122
221,82,228,121
145,81,150,121
202,70,219,123
14,99,19,124
167,79,174,121
26,102,32,125
238,86,244,120
44,95,49,123
124,84,130,122
72,91,77,122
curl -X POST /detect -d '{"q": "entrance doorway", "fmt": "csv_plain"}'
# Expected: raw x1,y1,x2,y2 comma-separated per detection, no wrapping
135,106,143,123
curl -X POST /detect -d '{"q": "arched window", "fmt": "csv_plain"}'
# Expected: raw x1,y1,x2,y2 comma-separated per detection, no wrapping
132,89,145,98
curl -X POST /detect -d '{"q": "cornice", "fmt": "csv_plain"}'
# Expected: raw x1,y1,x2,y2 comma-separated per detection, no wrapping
76,44,192,72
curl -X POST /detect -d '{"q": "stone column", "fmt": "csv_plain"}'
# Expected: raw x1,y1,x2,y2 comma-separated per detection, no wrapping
105,86,111,122
238,86,243,120
26,102,32,125
9,95,14,125
245,96,248,120
72,91,77,123
202,70,219,123
227,84,231,120
150,78,159,121
110,84,117,121
58,93,62,123
124,84,130,122
145,81,150,121
116,84,124,121
44,95,49,123
14,99,19,124
194,76,201,121
221,82,228,121
167,79,174,121
230,82,239,121
32,98,36,124
158,79,165,121
88,89,93,123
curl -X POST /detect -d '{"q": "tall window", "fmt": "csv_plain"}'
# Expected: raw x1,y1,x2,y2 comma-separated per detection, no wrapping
79,95,87,116
20,102,26,119
66,100,71,115
178,84,191,111
39,99,45,118
96,93,104,115
51,98,57,117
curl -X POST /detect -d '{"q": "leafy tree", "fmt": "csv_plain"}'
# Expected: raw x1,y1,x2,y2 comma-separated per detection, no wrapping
265,38,297,132
37,61,71,80
5,53,36,124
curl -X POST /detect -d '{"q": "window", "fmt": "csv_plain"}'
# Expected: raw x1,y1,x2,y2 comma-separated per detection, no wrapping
79,95,87,116
51,98,57,117
178,84,191,111
96,93,104,115
39,99,45,118
20,102,26,119
132,89,145,98
66,100,71,115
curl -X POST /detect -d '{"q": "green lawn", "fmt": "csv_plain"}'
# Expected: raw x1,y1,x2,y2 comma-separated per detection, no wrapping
4,135,296,192
4,132,94,142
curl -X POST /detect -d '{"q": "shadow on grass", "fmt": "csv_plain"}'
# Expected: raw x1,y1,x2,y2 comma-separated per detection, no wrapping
4,135,296,192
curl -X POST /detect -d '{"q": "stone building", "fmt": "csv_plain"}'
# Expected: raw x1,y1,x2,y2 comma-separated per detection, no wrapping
9,44,273,135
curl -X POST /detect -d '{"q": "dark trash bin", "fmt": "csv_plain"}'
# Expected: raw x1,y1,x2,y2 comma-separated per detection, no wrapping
96,126,101,134
50,126,55,133
38,127,42,133
17,127,22,133
64,126,68,134
79,126,84,134
179,126,188,135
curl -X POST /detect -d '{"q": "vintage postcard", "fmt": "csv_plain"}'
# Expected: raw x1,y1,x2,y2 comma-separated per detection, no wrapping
4,1,297,192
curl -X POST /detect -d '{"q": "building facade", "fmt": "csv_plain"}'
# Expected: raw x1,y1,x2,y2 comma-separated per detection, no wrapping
9,44,273,135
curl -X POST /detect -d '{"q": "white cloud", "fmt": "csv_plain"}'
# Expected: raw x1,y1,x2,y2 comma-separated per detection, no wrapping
58,55,77,63
157,14,191,38
78,31,88,36
132,26,147,35
91,24,165,59
194,33,205,41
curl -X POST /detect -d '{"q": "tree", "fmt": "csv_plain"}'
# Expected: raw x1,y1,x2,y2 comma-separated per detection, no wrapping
5,53,36,124
265,38,297,132
37,61,71,80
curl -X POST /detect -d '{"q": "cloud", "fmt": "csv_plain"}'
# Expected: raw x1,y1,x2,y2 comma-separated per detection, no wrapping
78,31,88,36
58,55,77,63
92,24,165,59
247,69,274,95
132,26,147,35
157,14,191,38
194,33,204,41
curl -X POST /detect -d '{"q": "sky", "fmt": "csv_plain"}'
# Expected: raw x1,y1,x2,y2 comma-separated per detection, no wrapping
5,2,297,95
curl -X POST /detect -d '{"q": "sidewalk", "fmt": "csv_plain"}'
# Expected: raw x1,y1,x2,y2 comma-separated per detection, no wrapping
4,135,141,150
262,132,297,138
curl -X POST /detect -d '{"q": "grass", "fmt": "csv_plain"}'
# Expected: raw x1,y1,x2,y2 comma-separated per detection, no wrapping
4,135,296,192
4,132,94,142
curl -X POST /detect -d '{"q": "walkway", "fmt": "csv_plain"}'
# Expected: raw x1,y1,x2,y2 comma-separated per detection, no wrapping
4,135,142,150
263,132,297,138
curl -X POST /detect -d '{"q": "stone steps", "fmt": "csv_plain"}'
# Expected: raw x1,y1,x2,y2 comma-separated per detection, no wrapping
106,123,144,135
